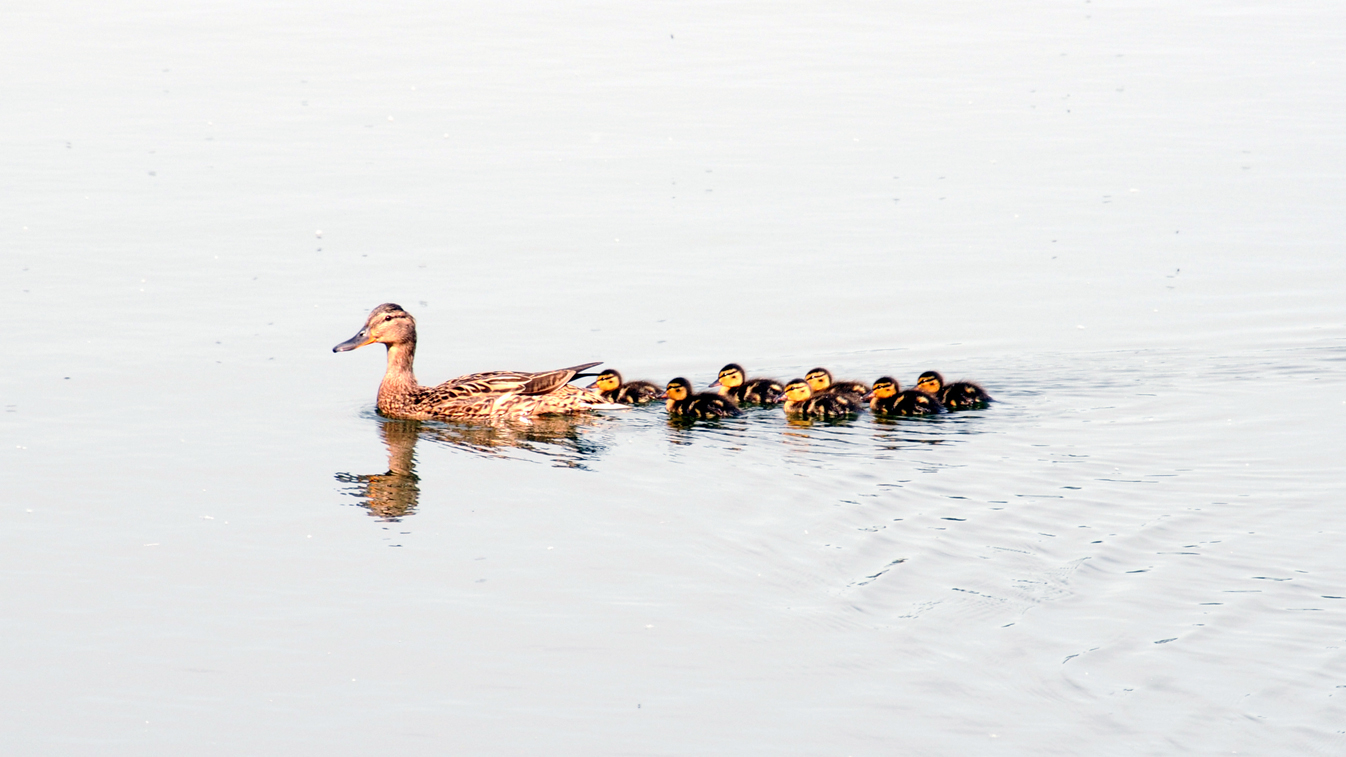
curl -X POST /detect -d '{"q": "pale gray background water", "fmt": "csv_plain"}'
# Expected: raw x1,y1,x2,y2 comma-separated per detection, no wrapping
4,2,1345,754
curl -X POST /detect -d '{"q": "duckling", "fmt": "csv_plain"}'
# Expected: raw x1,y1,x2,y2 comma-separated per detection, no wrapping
804,367,870,398
587,369,662,405
708,363,785,405
782,378,862,419
333,303,611,420
863,377,946,416
663,377,743,419
914,371,993,410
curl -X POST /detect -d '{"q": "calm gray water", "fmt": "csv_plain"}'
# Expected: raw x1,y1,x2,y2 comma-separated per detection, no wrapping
4,2,1345,754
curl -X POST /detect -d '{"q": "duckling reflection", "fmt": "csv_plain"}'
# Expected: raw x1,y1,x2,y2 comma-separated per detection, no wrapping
335,419,422,521
336,414,607,520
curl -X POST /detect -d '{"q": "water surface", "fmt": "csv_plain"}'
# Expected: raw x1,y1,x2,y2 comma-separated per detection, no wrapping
3,2,1345,754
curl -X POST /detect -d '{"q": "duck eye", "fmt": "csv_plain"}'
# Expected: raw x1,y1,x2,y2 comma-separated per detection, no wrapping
383,314,393,322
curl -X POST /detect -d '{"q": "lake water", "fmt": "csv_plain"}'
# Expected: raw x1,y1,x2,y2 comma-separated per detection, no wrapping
4,2,1345,754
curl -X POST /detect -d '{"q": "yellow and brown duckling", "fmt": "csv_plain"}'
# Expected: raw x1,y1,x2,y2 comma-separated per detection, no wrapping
914,371,993,410
587,369,662,405
804,367,870,398
662,377,743,419
863,377,946,416
334,303,611,421
782,378,863,419
708,363,785,405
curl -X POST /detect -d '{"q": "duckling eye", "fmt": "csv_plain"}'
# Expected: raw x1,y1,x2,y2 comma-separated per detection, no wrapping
383,314,393,322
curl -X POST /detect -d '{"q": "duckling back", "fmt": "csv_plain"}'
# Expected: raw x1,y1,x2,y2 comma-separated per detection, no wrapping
616,381,663,405
800,393,861,419
941,381,992,410
735,378,785,405
873,390,946,416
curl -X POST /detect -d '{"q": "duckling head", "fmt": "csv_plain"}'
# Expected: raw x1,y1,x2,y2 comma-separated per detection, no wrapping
804,368,834,393
865,376,899,401
589,369,623,393
663,377,693,402
783,379,814,403
709,363,746,391
915,371,944,395
334,303,416,352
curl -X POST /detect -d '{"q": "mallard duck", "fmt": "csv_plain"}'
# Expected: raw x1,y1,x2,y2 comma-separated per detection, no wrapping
804,367,870,397
333,303,610,420
587,369,662,405
782,378,862,419
863,376,946,416
663,377,742,419
914,370,993,410
708,363,784,405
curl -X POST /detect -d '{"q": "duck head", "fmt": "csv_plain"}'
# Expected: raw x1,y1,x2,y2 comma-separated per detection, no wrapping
914,371,944,395
864,377,899,402
588,369,624,393
334,303,416,352
663,377,693,402
708,363,745,392
804,368,833,393
783,379,814,403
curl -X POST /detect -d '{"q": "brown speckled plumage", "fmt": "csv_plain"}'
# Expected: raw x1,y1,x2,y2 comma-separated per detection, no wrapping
334,303,610,420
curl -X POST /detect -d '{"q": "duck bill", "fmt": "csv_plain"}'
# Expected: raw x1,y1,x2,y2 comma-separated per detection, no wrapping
333,328,374,353
707,379,723,389
861,391,875,401
585,381,599,390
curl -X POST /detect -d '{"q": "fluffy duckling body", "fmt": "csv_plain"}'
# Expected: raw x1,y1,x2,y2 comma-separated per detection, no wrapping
334,303,610,421
708,363,784,405
915,371,993,410
782,379,862,419
588,369,661,405
805,367,870,398
864,377,946,416
663,377,743,419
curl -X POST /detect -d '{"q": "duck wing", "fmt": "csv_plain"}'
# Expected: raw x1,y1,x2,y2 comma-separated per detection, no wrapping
517,362,603,395
434,362,602,398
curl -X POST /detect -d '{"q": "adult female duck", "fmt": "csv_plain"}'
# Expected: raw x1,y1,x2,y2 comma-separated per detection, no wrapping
334,303,609,420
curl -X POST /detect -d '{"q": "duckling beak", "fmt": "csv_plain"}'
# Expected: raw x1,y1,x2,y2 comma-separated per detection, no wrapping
585,381,599,390
861,391,875,401
333,328,374,352
707,379,722,389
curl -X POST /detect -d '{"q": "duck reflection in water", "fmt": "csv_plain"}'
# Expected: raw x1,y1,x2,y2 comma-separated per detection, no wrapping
336,415,607,520
335,419,423,521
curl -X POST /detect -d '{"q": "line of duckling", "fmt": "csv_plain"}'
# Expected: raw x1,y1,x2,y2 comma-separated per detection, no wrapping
591,364,992,420
335,304,992,422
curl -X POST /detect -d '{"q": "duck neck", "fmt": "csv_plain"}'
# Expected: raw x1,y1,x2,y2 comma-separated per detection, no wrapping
377,340,420,407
